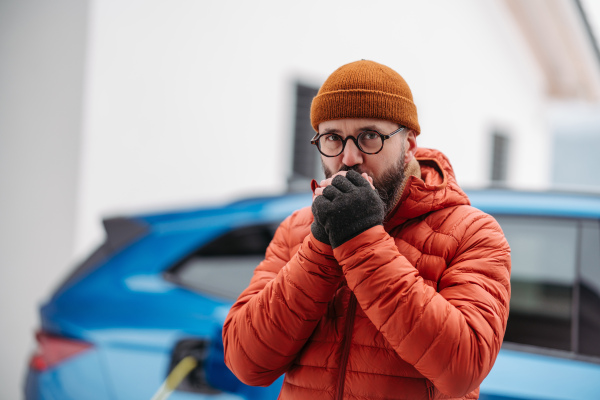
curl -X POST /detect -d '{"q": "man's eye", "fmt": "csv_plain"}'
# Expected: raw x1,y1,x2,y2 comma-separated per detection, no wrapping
324,134,342,142
361,131,380,140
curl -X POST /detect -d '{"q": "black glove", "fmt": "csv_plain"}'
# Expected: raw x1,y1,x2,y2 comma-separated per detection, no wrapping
311,170,385,248
311,218,331,245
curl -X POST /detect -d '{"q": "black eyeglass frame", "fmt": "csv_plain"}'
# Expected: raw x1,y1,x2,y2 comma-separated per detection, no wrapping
310,126,406,157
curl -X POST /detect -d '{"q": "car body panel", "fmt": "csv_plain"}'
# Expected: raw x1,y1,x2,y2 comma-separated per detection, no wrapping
25,349,112,400
467,188,600,218
481,347,600,400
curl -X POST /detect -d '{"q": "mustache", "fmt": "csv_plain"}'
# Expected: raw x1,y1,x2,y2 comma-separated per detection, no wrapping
324,164,374,182
338,165,366,175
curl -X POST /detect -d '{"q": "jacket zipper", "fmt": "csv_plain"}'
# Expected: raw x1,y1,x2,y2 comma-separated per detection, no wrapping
426,380,435,400
335,292,357,400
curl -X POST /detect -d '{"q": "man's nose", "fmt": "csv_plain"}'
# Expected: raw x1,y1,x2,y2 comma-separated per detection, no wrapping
342,138,363,166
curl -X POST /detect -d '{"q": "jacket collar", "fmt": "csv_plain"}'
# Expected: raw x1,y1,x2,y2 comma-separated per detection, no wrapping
383,147,471,231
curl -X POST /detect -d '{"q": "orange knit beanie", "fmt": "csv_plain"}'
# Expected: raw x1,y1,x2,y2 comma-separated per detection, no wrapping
310,60,420,135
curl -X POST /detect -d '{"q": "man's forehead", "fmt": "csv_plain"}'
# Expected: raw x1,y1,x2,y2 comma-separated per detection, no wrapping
318,118,397,133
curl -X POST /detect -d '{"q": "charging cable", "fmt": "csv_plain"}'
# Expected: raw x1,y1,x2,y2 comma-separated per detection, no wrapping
150,355,198,400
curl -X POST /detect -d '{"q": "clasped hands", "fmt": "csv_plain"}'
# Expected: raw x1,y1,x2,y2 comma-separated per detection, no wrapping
311,170,385,248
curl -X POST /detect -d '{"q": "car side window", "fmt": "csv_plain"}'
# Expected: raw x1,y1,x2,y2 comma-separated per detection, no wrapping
495,216,578,352
579,220,600,358
165,223,278,300
495,215,600,360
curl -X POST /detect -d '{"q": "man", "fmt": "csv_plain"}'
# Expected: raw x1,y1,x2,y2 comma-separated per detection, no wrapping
223,60,511,399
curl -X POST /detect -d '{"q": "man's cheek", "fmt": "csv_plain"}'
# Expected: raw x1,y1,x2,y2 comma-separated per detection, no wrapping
322,162,334,179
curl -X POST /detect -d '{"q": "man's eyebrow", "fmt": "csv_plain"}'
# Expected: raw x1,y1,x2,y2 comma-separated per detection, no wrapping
357,125,380,131
320,128,342,134
320,125,381,135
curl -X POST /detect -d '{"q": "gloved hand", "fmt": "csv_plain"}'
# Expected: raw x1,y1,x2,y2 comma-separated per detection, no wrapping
311,179,331,245
310,219,331,245
312,170,385,248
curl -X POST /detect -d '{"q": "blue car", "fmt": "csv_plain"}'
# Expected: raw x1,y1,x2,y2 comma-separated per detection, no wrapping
25,189,600,400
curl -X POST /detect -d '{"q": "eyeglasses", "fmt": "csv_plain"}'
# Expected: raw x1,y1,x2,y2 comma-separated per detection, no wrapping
311,126,406,157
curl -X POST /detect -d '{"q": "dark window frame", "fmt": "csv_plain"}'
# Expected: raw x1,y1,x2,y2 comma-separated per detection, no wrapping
577,219,600,358
288,81,322,192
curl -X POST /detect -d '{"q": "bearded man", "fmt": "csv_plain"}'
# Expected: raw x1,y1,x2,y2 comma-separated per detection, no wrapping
223,60,511,400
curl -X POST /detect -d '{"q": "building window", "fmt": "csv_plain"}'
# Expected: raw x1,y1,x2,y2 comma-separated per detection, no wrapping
491,132,509,184
288,82,321,192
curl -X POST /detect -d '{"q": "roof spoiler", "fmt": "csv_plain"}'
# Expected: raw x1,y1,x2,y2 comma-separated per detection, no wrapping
102,217,150,251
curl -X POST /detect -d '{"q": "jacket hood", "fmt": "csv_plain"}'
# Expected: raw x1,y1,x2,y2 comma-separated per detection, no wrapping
384,147,471,231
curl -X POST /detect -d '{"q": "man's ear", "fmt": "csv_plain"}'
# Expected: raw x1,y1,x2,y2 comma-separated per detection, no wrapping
404,130,418,164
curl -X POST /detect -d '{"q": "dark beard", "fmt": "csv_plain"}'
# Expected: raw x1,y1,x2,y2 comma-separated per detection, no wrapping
322,155,406,215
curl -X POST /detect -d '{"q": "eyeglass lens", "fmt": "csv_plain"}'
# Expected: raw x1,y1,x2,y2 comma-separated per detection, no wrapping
318,131,383,156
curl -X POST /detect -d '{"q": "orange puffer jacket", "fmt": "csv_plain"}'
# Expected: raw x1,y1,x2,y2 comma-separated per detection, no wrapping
223,148,511,400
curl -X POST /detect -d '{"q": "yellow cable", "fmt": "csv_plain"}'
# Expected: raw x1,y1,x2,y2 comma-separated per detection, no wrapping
150,355,198,400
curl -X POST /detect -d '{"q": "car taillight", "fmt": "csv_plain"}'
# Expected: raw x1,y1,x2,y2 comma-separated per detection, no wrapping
29,331,93,371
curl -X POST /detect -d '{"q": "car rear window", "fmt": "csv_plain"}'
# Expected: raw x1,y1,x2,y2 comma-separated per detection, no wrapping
172,255,265,300
165,223,279,300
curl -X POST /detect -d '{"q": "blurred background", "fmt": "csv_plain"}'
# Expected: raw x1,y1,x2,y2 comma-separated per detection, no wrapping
2,0,600,398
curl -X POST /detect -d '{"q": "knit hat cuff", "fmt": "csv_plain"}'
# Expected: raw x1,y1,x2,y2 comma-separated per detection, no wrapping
311,89,421,135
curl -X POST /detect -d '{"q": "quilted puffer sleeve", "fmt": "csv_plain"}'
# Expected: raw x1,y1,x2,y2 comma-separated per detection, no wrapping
222,209,343,386
334,206,511,398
